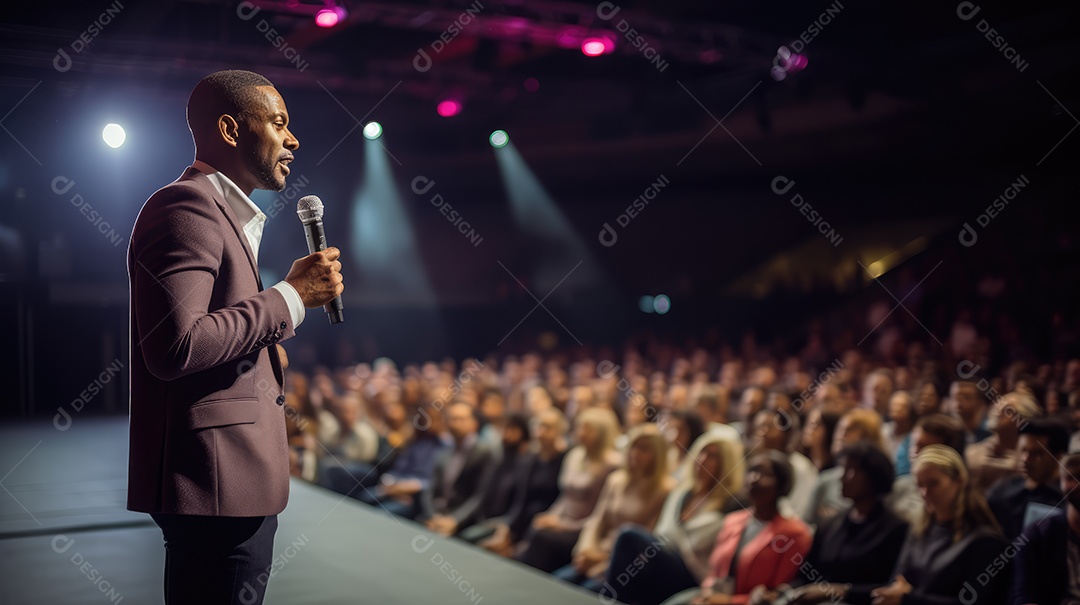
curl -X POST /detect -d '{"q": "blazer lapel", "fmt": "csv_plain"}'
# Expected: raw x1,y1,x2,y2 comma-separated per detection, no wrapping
181,167,284,386
181,167,263,289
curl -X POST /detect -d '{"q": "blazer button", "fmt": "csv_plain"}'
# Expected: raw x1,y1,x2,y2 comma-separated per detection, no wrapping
276,395,285,406
280,321,287,330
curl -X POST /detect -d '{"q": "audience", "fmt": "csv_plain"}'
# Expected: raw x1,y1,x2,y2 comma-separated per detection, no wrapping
271,329,1080,603
554,424,674,591
514,407,621,572
602,432,745,605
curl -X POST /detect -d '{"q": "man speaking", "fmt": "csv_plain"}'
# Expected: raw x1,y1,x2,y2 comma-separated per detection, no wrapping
127,69,343,604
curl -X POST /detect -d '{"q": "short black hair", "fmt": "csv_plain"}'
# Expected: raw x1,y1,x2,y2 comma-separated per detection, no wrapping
1020,417,1070,455
187,69,274,142
756,450,794,499
504,412,532,441
838,441,895,496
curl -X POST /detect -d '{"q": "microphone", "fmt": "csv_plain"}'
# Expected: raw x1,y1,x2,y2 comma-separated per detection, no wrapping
296,195,344,324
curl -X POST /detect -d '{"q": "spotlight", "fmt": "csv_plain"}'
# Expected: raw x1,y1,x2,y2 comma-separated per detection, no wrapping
363,121,383,140
489,129,509,148
581,37,614,57
638,295,655,314
653,294,671,314
771,45,808,81
437,99,462,117
315,6,346,28
102,123,125,148
581,39,607,57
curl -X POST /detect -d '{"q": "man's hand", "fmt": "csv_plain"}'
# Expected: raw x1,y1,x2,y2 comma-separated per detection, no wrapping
426,515,457,536
275,344,289,370
285,247,343,308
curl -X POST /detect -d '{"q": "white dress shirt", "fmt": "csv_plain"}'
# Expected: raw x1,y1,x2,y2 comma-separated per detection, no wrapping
192,160,305,328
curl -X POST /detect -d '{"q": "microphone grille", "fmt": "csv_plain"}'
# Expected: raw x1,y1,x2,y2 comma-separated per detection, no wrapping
296,195,324,222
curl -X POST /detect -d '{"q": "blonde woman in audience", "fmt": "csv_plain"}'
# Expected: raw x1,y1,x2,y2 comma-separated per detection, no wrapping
599,432,745,605
964,391,1041,491
514,407,622,572
553,423,675,590
869,445,1007,605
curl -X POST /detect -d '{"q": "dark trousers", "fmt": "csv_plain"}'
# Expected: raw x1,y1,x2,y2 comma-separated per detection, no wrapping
603,526,698,605
514,526,581,572
151,513,278,605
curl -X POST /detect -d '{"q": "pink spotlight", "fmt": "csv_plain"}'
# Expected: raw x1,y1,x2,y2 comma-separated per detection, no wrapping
315,7,345,28
437,99,462,117
581,38,607,57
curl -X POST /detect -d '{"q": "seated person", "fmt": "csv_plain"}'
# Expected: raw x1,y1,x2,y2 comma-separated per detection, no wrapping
775,442,908,604
662,451,812,605
456,412,531,540
514,408,621,572
356,403,448,519
476,408,570,553
749,409,817,521
800,408,841,473
870,445,1008,605
804,408,885,527
419,401,500,536
600,432,744,605
985,417,1068,540
1011,451,1080,604
318,393,390,494
965,392,1041,492
887,413,965,524
554,424,674,591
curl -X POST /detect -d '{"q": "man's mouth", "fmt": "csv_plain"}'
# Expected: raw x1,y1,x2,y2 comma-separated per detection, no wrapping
278,157,292,175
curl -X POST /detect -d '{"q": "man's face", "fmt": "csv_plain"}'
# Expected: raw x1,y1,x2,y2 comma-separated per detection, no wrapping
239,86,299,192
447,404,477,441
1018,434,1057,485
950,383,980,418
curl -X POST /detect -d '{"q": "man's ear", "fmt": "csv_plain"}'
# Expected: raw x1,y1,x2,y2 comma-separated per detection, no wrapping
217,114,240,148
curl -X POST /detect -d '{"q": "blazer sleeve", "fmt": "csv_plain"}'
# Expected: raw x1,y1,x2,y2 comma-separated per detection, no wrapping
131,186,293,381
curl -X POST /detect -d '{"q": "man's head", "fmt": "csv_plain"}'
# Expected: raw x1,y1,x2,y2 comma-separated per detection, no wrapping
909,413,966,466
187,70,299,193
949,380,985,423
446,401,479,443
1018,418,1069,486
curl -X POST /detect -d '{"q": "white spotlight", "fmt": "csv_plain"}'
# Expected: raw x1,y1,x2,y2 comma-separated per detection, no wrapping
102,123,126,148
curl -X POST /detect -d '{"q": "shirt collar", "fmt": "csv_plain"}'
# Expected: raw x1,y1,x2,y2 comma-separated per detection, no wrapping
192,160,267,257
192,160,264,227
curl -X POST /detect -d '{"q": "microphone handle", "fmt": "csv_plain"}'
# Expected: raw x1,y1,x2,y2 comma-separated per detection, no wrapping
302,219,345,324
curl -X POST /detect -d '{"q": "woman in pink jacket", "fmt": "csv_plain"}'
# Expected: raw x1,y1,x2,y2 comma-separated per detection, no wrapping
663,450,812,605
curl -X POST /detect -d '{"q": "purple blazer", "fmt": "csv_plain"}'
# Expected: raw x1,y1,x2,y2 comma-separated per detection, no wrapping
127,167,294,517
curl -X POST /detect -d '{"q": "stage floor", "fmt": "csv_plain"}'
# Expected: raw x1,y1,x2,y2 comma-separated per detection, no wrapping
0,416,608,604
